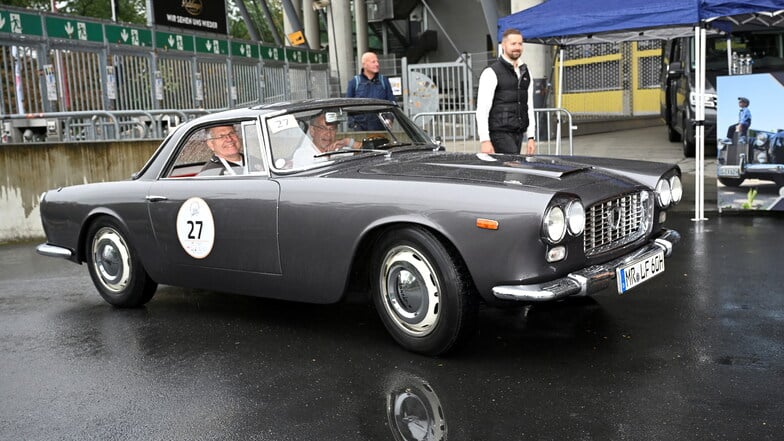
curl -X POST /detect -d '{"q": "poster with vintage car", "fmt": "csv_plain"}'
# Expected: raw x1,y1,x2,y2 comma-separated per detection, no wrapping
717,73,784,211
36,98,683,355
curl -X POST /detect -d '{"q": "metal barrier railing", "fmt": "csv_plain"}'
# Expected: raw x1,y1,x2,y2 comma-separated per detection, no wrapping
3,109,211,142
413,108,577,155
0,5,330,143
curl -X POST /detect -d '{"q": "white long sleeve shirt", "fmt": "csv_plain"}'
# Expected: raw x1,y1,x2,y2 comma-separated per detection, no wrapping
476,54,536,142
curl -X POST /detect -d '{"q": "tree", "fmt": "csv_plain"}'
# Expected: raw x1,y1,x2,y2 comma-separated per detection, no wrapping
228,0,285,43
2,0,50,10
57,0,147,24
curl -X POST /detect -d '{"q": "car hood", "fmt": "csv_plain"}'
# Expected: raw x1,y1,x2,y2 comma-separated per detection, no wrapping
353,152,662,193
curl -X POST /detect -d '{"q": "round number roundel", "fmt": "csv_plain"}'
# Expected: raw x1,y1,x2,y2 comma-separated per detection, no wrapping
176,197,215,259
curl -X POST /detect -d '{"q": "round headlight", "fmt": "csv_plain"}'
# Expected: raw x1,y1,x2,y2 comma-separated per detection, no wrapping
566,200,585,235
543,206,566,243
655,178,672,207
669,176,683,204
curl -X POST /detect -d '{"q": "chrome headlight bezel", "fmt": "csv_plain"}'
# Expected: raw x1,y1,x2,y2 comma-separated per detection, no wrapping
541,196,584,245
565,200,585,236
655,178,672,207
542,205,566,243
669,175,683,205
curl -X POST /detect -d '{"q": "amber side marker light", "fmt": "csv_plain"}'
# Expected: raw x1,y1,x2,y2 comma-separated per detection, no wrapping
476,218,499,230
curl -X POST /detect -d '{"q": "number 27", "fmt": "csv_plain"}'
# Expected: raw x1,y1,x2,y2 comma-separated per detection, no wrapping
187,220,203,239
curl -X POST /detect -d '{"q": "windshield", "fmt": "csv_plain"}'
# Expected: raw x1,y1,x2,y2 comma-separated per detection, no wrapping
264,104,433,171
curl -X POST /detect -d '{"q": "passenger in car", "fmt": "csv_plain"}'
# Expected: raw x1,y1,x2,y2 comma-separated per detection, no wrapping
199,125,244,175
292,113,359,167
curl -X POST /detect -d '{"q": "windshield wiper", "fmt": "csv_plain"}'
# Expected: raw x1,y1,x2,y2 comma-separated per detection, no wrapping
312,147,389,159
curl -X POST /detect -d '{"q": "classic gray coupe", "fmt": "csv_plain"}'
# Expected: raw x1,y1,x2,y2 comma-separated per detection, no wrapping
37,98,682,355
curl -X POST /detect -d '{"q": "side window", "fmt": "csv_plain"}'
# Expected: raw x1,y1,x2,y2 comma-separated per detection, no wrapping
166,128,213,178
165,123,246,178
672,40,681,65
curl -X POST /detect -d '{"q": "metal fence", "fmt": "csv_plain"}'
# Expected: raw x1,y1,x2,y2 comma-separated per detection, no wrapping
0,6,330,143
413,108,576,155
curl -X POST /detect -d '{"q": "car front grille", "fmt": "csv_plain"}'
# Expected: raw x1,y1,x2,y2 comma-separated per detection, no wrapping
584,191,651,256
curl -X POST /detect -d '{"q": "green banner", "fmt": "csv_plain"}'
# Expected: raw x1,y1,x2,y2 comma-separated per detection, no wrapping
0,9,44,37
155,31,194,52
105,24,152,47
260,45,283,61
45,16,102,42
195,36,228,55
285,48,307,64
309,51,328,64
231,41,259,59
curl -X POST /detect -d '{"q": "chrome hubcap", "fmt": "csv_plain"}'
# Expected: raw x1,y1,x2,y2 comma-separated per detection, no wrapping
91,227,131,293
380,246,440,336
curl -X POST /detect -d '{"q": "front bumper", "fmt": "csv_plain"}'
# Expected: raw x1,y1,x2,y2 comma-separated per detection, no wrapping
718,163,784,179
492,228,680,302
36,243,74,259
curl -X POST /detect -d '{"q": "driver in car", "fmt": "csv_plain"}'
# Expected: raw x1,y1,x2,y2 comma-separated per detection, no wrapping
292,112,360,167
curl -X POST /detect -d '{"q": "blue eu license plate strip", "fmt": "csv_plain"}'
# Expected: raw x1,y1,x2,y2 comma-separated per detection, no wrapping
616,250,665,294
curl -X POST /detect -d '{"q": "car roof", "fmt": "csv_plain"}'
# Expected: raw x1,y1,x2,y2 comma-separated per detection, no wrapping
186,98,398,126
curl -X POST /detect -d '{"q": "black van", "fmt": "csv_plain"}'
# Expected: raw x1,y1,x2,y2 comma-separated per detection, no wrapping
660,32,784,157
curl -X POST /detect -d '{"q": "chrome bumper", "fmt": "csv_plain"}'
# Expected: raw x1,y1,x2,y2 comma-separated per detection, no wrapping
492,228,681,302
36,243,74,259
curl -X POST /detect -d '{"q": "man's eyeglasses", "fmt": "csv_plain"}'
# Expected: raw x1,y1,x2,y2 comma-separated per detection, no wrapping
310,124,338,132
209,131,239,141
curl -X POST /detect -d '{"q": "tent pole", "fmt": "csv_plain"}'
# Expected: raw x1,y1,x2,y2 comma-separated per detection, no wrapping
693,23,708,221
557,47,564,153
557,47,564,110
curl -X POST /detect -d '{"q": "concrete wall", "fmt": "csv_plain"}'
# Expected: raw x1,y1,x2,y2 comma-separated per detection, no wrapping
0,141,161,244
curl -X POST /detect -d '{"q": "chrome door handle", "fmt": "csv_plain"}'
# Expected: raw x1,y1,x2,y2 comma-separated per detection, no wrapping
145,195,168,202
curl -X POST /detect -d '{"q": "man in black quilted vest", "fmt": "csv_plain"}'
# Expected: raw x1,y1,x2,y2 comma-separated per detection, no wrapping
476,28,537,155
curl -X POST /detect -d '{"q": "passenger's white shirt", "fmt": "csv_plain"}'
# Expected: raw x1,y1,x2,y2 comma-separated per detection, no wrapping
292,140,326,168
476,53,536,142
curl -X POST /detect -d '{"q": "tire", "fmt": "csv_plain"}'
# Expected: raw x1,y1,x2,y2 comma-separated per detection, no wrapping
86,217,157,308
718,177,744,188
682,115,696,157
371,227,478,356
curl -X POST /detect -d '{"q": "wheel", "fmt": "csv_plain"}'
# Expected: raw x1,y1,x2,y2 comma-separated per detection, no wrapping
718,177,744,187
372,227,478,355
86,217,157,308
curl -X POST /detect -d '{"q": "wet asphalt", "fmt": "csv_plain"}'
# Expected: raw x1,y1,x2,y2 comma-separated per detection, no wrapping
1,211,783,441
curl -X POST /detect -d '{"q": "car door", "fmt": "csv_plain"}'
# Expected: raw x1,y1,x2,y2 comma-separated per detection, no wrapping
146,120,282,278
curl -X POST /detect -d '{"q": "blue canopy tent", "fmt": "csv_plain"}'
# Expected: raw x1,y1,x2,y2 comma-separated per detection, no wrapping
498,0,784,44
498,0,784,220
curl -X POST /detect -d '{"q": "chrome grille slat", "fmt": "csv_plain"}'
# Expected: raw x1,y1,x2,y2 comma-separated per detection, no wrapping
584,191,649,256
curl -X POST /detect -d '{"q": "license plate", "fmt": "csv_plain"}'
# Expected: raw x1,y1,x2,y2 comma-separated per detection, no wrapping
616,250,665,294
718,165,741,178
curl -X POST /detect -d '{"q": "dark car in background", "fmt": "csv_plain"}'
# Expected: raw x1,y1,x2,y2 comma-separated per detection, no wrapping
36,98,682,355
661,31,784,157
